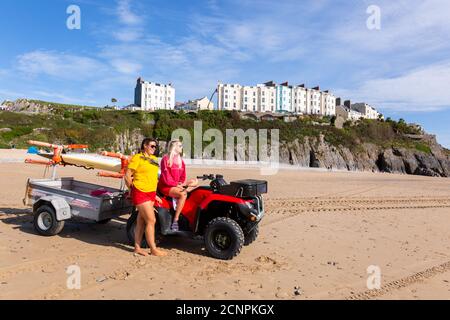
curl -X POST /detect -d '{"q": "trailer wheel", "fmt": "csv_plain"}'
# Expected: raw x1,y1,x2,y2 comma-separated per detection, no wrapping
33,205,65,236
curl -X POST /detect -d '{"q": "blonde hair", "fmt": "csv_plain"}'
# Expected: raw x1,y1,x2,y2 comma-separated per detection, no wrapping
167,139,182,168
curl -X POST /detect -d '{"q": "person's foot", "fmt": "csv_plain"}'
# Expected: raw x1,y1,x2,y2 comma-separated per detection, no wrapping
151,248,168,257
134,248,149,256
171,221,179,231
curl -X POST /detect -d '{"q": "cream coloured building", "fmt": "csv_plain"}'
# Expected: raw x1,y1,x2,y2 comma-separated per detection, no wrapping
242,86,259,112
176,97,214,111
321,91,337,116
134,77,175,111
257,83,277,112
351,103,381,120
292,85,308,114
307,87,322,115
217,83,242,111
336,105,364,121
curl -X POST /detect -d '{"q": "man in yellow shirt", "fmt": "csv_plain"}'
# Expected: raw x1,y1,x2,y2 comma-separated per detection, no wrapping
124,138,167,257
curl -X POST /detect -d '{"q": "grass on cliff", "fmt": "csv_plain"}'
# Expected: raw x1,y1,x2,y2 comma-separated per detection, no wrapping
0,101,431,155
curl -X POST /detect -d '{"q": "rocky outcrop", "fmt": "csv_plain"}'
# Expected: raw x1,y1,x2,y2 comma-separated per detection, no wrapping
2,99,55,113
279,134,450,177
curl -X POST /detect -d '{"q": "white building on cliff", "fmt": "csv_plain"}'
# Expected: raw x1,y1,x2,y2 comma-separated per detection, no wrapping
217,81,336,116
134,77,175,111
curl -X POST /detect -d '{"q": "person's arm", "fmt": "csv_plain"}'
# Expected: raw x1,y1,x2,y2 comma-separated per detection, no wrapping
125,154,139,190
124,168,134,190
160,156,179,187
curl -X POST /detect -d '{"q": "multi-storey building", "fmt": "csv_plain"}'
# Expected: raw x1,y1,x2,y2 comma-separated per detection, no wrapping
257,82,277,112
292,84,308,114
134,77,175,111
217,81,337,116
242,85,259,112
175,97,214,111
307,86,322,115
217,83,242,111
276,82,293,112
321,90,337,116
351,103,381,120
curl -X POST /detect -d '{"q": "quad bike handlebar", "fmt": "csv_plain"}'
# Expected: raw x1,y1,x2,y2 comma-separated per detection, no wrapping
196,174,216,181
197,174,227,191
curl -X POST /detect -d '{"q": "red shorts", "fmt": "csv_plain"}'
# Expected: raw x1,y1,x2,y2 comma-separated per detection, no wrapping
158,186,175,197
131,187,156,206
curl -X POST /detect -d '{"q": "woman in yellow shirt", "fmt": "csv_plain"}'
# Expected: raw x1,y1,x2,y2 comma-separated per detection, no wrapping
125,138,167,257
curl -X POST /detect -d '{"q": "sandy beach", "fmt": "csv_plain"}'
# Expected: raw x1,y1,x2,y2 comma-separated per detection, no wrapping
0,149,449,300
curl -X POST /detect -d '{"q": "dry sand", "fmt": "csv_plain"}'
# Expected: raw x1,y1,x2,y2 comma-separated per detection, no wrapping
0,149,449,300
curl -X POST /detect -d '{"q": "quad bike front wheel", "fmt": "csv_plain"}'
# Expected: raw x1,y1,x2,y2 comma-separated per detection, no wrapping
244,224,259,246
204,217,244,260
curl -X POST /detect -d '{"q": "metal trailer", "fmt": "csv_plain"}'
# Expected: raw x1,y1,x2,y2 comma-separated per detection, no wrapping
23,177,133,236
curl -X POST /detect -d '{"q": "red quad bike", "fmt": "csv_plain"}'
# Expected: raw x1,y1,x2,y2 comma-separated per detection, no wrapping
126,174,267,260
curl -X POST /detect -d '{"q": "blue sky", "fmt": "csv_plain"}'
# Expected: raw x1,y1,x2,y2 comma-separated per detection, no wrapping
1,0,450,147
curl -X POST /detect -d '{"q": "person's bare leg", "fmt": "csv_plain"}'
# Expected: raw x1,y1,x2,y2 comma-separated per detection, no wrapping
174,191,187,222
141,202,167,256
169,188,187,223
134,208,148,256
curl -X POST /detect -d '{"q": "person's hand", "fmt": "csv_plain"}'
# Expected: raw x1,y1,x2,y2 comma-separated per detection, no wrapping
155,195,162,205
188,178,199,187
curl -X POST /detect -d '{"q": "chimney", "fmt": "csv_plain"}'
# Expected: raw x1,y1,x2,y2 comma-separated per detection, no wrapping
344,100,351,108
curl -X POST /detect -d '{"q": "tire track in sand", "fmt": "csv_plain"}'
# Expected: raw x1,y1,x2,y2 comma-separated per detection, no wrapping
345,260,450,300
263,197,450,225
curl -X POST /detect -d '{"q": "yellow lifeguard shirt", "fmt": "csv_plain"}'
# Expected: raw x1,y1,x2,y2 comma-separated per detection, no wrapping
127,153,159,192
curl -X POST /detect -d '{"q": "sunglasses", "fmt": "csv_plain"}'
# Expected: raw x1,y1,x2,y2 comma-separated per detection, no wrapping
149,144,157,149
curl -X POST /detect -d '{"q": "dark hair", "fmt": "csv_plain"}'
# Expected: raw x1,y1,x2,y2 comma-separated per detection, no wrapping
140,138,158,153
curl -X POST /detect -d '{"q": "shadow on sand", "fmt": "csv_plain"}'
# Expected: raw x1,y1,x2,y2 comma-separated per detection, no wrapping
0,207,208,257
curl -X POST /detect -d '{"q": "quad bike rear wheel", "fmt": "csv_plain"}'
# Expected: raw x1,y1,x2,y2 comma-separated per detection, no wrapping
204,217,244,260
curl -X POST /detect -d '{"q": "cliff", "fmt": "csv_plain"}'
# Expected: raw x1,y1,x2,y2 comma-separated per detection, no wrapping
280,134,450,177
1,99,449,177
